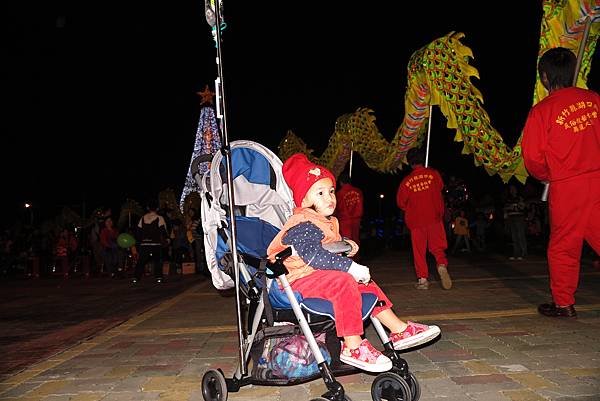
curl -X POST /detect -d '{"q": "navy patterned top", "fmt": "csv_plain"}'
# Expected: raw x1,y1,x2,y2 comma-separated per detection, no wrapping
282,221,352,271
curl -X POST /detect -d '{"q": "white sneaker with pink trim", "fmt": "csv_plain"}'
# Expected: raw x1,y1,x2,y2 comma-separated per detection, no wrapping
339,339,392,372
390,321,441,350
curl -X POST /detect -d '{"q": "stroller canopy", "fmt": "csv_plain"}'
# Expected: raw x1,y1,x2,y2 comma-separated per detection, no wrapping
209,140,294,230
199,140,295,289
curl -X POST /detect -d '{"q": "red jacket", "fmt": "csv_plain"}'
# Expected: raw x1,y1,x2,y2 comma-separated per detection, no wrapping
335,183,363,221
522,87,600,182
396,165,445,229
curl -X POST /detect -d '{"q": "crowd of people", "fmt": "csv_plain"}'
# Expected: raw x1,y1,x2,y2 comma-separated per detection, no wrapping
0,199,208,281
0,175,556,283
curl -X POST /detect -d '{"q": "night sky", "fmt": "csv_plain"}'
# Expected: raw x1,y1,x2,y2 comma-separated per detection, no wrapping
5,1,600,225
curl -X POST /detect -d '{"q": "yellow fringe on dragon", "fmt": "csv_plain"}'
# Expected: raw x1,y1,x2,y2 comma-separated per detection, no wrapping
278,0,600,184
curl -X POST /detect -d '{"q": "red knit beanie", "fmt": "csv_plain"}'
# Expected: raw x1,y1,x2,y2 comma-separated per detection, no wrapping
282,153,336,207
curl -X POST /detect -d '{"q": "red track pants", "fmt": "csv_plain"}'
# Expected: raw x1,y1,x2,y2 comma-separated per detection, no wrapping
548,175,600,306
290,270,392,337
409,221,448,279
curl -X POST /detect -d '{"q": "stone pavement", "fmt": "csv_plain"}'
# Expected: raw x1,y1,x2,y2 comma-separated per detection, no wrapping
0,275,204,377
0,250,599,401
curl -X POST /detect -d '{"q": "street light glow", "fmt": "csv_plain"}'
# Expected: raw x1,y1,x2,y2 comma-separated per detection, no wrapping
25,203,31,208
379,194,385,199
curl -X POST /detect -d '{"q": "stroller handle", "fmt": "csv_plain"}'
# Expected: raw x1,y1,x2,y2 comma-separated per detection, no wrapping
322,240,352,255
274,241,351,260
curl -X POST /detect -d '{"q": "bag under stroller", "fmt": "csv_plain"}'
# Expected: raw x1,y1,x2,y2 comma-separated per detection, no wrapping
197,140,422,401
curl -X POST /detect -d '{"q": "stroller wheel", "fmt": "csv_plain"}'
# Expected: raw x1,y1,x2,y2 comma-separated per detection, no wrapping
371,372,411,401
202,369,228,401
407,372,421,401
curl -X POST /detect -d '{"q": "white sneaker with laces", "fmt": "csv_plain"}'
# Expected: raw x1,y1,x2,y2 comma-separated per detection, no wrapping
340,339,392,372
415,278,429,290
390,321,441,350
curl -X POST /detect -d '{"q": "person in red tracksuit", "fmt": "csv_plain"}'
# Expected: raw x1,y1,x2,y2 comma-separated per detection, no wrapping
335,173,364,259
397,148,452,290
522,47,600,318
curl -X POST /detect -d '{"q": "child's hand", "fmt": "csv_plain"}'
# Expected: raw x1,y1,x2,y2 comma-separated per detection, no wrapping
345,239,359,257
348,261,371,283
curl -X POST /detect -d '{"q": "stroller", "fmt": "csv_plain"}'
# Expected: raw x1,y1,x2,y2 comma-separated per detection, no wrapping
198,140,421,401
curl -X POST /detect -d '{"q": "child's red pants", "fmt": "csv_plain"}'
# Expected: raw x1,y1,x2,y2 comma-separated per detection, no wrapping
290,270,392,337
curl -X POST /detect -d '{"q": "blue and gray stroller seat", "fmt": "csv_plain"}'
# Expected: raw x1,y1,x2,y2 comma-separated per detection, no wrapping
215,215,378,321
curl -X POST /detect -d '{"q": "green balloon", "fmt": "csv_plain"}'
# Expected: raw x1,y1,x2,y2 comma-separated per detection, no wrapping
117,233,136,249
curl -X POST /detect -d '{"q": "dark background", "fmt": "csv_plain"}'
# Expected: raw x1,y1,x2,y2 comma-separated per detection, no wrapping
4,1,599,225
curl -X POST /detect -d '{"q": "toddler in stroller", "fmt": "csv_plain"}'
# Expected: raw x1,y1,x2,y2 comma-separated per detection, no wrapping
268,154,440,372
200,142,440,401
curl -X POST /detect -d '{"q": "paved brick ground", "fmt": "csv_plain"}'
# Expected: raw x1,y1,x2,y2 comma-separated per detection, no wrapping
0,274,204,377
0,250,599,401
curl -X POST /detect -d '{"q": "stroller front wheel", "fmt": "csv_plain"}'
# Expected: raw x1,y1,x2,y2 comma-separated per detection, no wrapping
202,369,228,401
371,372,411,401
407,372,421,401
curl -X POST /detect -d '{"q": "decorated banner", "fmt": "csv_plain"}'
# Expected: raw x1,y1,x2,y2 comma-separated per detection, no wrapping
278,0,600,183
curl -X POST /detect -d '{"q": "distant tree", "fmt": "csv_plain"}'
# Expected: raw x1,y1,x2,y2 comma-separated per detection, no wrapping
160,188,183,223
118,199,144,229
56,207,82,230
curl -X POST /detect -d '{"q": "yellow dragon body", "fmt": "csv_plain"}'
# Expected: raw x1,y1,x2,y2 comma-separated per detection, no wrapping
278,0,600,183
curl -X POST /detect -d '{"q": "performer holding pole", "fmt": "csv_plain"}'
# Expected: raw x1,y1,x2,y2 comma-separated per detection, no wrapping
521,44,600,318
541,16,592,201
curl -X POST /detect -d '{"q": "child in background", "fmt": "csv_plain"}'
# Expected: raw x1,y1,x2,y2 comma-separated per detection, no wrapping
451,210,471,254
268,154,440,373
55,228,78,277
99,217,120,277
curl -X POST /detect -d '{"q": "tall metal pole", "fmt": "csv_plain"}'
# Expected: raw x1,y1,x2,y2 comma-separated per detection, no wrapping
541,16,592,201
210,0,246,375
425,105,433,167
349,143,354,179
573,17,592,87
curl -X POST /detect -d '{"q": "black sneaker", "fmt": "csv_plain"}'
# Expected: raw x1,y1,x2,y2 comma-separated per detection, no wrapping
538,303,577,318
